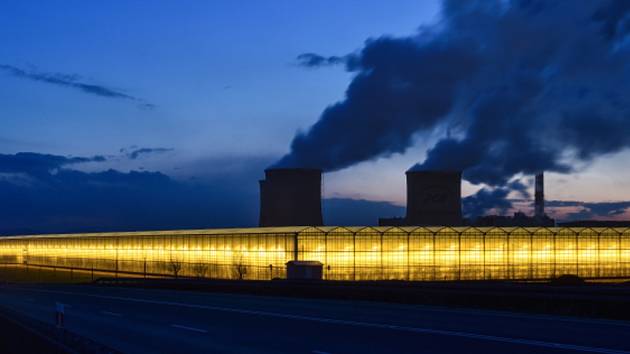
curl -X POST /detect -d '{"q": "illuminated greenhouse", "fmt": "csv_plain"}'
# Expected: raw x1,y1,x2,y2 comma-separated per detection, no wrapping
0,226,629,281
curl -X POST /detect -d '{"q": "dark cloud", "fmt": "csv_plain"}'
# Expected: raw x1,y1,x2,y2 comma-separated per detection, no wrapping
462,180,532,218
275,36,480,171
462,179,531,218
296,53,354,68
462,198,630,221
4,151,630,234
0,152,414,234
0,152,263,234
593,0,630,40
546,200,630,221
0,64,154,109
276,0,630,214
413,0,630,187
0,152,105,176
123,147,174,160
0,168,237,234
462,187,512,218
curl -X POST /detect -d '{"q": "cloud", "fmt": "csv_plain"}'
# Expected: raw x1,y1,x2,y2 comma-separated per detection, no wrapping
462,187,512,218
546,200,630,221
296,53,355,68
0,151,415,234
593,0,630,40
0,152,262,234
275,0,630,212
122,147,174,160
0,64,155,109
462,197,630,221
274,35,479,171
4,151,630,234
0,152,105,176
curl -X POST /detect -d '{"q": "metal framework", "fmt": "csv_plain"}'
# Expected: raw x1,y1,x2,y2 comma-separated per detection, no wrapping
0,226,629,281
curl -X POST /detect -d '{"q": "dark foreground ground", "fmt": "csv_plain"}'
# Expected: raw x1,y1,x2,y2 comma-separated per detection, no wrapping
1,282,630,354
97,276,630,320
0,311,67,354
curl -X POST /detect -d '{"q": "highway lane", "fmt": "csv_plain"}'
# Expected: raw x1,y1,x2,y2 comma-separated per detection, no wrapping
0,284,629,354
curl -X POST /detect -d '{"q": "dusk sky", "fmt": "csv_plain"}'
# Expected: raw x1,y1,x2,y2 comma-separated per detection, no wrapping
3,0,630,233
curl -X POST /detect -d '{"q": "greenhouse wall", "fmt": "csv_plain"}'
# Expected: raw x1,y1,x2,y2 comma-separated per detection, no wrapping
0,226,629,281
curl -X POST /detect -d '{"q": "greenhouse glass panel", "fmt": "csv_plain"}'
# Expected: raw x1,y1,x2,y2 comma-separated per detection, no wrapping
598,228,620,277
508,228,532,279
484,228,508,279
408,227,434,281
434,228,459,281
325,227,355,280
460,227,484,280
577,228,599,278
297,227,327,265
381,227,408,280
354,227,382,280
621,229,630,277
532,228,554,279
555,228,577,277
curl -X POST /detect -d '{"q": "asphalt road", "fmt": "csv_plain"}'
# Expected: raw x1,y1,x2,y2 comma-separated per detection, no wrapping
0,284,629,354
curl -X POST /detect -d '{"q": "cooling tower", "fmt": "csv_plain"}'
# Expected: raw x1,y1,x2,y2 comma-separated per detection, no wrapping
259,168,323,227
535,172,544,219
405,170,462,226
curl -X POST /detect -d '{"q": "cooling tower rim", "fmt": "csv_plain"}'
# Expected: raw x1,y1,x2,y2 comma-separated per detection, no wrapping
264,167,323,173
405,169,462,176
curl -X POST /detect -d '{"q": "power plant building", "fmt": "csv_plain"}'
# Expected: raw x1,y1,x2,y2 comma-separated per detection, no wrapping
406,170,462,226
259,168,323,227
381,170,463,226
535,172,545,219
1,226,629,281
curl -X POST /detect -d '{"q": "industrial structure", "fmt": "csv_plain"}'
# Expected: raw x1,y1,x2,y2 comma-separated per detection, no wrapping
406,170,462,225
535,172,545,220
381,170,463,226
1,226,629,281
259,168,323,227
472,172,554,227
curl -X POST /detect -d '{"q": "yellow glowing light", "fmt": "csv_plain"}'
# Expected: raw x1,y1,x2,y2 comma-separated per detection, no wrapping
0,227,629,280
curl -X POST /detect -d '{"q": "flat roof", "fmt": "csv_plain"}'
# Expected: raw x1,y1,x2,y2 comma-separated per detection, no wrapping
1,225,629,241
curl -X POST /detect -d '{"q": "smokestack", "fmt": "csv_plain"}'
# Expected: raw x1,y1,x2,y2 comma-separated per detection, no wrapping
259,168,323,227
405,170,462,226
535,172,544,219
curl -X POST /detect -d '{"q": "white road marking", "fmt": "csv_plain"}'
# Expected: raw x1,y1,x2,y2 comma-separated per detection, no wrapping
16,288,630,354
393,302,630,328
101,311,122,317
171,324,208,333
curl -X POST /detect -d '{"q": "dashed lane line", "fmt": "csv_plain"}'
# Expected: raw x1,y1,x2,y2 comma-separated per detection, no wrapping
12,287,630,354
171,324,207,333
101,311,122,317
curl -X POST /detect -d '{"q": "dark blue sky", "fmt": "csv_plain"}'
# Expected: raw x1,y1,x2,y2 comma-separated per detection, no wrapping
2,0,630,234
1,1,437,156
1,1,443,202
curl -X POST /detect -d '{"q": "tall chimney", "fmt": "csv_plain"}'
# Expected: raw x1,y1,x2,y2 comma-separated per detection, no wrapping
259,168,323,227
405,170,462,226
535,172,544,219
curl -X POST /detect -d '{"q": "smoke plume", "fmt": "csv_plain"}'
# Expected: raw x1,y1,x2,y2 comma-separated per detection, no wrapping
275,0,630,213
